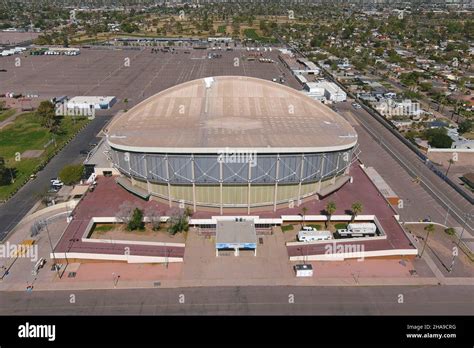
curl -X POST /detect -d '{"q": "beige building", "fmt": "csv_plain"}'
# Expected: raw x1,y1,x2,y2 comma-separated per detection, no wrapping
106,76,358,213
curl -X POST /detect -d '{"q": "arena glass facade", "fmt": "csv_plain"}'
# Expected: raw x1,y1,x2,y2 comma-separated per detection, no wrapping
109,147,355,211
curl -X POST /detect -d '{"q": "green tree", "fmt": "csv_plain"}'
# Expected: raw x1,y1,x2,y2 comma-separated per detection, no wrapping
325,201,336,228
0,160,13,186
429,133,453,148
127,208,144,231
168,209,189,235
351,201,363,222
36,100,57,131
445,158,455,176
123,98,129,111
420,223,435,258
458,120,472,134
444,227,455,236
58,164,84,185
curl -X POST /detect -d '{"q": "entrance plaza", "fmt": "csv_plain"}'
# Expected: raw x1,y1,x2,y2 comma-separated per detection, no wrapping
50,161,415,264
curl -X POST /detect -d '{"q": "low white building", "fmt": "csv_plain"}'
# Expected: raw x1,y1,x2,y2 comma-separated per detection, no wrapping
312,81,346,102
302,82,326,101
303,81,346,102
66,96,116,110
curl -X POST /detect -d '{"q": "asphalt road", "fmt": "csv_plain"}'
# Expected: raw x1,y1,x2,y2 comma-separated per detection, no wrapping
339,101,473,233
0,285,473,315
287,43,472,232
0,115,112,241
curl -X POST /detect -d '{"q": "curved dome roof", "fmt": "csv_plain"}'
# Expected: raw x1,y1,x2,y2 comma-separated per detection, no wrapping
106,76,357,153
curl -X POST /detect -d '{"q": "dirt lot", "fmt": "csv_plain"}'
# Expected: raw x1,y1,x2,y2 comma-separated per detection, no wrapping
427,151,474,196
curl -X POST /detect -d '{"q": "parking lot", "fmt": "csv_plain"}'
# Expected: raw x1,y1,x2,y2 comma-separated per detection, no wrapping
0,47,300,110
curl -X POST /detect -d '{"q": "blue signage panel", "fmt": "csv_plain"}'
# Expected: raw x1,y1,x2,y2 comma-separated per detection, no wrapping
216,243,256,249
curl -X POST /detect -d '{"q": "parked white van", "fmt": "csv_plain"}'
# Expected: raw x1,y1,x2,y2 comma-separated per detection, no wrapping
337,223,377,238
297,230,333,242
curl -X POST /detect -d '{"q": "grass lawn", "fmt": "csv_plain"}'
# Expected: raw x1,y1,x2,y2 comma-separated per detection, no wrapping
0,109,16,123
93,224,115,233
244,28,260,40
334,223,348,230
217,25,226,34
281,224,294,232
462,131,474,140
0,112,89,200
307,224,322,230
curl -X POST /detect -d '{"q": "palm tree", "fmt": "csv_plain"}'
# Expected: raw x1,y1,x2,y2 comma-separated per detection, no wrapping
325,201,336,228
420,223,435,258
445,158,455,176
301,206,308,227
351,201,363,222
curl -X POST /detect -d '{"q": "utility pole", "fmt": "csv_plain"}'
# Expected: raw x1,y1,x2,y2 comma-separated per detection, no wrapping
448,211,473,273
45,221,61,279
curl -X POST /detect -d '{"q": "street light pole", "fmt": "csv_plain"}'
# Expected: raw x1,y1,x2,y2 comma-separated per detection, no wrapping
448,211,472,273
448,225,465,273
45,222,60,278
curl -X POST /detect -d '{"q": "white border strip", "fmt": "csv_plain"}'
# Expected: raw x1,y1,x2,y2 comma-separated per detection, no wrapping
50,252,183,263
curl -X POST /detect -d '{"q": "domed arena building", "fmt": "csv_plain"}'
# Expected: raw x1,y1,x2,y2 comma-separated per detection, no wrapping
105,76,358,213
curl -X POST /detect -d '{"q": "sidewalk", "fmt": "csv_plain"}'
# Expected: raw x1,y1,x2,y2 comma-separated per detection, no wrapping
1,275,446,292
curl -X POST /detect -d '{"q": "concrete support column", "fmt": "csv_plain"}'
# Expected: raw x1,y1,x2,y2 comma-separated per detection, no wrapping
247,162,252,215
297,154,305,206
219,161,223,215
332,153,340,184
273,155,280,212
191,155,197,213
165,155,172,207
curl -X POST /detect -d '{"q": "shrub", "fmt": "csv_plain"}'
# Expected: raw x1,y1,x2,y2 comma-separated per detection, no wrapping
168,211,189,235
307,224,321,230
59,164,84,185
334,223,348,230
444,227,455,236
127,208,144,231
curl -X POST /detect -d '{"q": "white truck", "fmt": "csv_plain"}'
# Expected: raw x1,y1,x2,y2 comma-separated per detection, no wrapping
337,223,377,238
297,229,333,242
